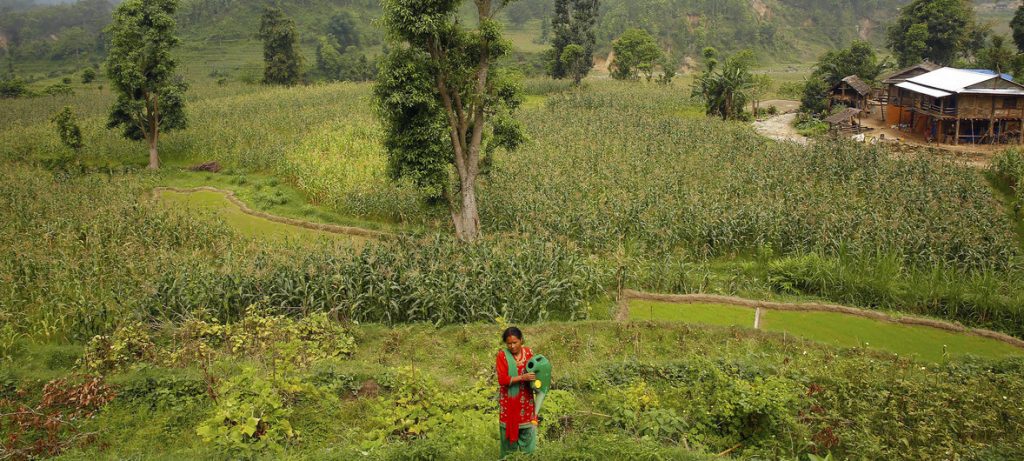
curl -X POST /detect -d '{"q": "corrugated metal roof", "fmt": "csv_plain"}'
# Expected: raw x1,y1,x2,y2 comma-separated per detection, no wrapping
964,69,1014,81
906,67,992,92
896,81,952,98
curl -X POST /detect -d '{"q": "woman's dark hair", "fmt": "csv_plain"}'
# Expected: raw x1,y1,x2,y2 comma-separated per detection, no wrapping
502,327,523,342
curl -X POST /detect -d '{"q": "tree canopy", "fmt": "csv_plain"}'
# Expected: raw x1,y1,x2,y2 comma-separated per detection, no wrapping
105,0,187,170
693,48,754,120
374,0,525,242
610,28,663,81
812,40,888,86
1013,5,1024,54
887,0,977,67
259,7,302,86
547,0,599,82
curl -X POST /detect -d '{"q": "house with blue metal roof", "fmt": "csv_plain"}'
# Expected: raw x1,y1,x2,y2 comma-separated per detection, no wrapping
884,65,1024,145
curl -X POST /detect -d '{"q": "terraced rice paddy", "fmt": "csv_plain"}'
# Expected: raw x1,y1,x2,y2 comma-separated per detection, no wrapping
629,300,1024,362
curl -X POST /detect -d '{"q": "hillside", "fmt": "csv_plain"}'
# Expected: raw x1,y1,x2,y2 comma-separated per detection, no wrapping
1,0,929,83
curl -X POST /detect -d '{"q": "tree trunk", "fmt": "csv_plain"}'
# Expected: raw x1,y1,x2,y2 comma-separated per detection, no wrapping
148,136,159,170
451,175,481,242
147,92,160,170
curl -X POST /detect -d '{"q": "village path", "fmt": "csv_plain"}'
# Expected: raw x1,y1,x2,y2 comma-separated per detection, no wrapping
752,113,807,145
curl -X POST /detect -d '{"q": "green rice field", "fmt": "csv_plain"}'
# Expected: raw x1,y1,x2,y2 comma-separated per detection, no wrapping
629,300,1024,362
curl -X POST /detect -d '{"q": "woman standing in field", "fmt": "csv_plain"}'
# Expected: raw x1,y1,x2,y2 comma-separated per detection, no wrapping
496,326,538,458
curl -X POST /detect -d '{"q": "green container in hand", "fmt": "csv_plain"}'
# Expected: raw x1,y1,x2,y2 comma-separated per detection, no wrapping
526,355,552,415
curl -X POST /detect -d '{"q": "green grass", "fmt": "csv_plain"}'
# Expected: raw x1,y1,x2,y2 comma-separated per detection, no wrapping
156,189,366,244
762,309,1024,363
629,300,1024,362
157,168,402,233
630,301,754,328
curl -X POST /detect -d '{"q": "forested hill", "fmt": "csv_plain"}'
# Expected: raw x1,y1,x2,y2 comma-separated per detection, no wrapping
4,0,1017,75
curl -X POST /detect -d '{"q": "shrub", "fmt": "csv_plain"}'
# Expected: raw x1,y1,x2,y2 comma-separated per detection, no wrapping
51,106,84,151
196,367,298,456
81,68,96,83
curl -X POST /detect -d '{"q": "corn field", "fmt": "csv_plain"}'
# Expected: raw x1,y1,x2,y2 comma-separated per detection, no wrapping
4,80,1024,338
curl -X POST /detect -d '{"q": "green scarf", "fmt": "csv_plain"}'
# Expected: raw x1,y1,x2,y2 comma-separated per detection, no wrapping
502,348,520,397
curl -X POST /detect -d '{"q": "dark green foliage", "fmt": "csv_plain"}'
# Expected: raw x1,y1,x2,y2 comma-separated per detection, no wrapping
0,76,28,98
559,44,589,85
373,48,451,201
80,68,96,83
692,49,752,120
326,11,362,49
800,76,830,116
887,0,978,66
975,35,1019,76
1013,5,1024,53
316,37,375,82
609,28,663,82
51,106,83,151
811,40,888,87
799,40,887,115
375,0,525,242
259,7,302,86
547,0,598,81
105,0,187,169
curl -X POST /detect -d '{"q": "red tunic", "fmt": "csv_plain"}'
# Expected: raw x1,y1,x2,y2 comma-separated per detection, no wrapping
496,347,537,443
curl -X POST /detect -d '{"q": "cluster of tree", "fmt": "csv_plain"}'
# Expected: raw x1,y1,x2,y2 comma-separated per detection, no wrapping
886,0,1024,79
0,0,112,61
546,0,599,85
799,40,889,116
609,28,675,84
314,12,376,82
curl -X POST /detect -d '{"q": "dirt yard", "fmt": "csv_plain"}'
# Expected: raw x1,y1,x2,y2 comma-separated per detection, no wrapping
753,113,807,145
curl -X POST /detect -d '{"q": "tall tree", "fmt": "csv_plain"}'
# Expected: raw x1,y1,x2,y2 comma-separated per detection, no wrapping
610,28,663,81
887,0,977,67
105,0,187,170
259,7,301,86
548,0,598,81
1013,5,1024,53
374,0,525,243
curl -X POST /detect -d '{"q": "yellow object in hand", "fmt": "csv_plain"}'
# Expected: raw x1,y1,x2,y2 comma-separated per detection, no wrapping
533,380,542,389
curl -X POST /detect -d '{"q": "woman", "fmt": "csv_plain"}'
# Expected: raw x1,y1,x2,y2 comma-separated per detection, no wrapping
496,326,538,458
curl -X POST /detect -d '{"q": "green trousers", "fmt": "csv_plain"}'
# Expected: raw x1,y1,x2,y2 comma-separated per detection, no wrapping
499,424,537,459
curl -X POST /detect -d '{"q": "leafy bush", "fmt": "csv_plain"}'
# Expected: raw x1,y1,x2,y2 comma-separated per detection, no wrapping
80,322,156,373
794,113,828,137
196,367,298,456
0,77,28,98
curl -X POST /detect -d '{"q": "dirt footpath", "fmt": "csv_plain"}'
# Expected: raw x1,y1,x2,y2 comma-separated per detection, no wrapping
753,113,807,145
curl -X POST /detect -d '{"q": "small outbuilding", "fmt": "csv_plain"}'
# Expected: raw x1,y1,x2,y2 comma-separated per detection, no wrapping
825,107,864,134
830,75,872,111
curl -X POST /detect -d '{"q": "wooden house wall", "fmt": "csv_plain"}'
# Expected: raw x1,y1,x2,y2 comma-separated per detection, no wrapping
957,94,1024,120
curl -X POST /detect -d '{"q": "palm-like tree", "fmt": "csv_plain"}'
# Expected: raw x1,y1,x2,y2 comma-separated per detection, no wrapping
695,50,754,120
